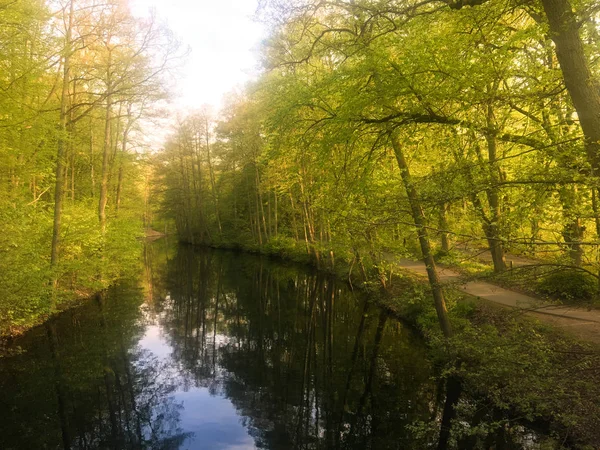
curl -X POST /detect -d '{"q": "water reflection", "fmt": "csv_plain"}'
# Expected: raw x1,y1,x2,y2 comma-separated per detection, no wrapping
1,244,441,449
0,282,189,450
158,248,435,449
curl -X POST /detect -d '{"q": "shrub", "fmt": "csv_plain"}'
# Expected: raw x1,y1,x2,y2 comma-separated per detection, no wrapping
537,269,598,304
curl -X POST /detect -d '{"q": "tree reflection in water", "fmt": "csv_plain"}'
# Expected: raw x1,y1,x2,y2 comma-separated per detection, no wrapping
2,244,537,450
159,247,435,449
0,282,190,450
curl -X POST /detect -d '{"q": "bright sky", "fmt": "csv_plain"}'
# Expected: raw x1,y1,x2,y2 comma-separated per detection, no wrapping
130,0,266,111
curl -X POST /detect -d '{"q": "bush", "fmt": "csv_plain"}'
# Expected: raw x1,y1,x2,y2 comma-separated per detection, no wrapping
537,269,598,304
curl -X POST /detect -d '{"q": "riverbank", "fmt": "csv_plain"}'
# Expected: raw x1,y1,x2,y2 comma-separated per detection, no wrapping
216,238,600,342
193,238,600,448
0,228,151,342
5,235,600,447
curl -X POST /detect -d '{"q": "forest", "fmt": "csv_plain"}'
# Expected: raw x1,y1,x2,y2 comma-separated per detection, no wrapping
0,0,178,333
155,0,600,338
3,0,600,447
1,0,599,343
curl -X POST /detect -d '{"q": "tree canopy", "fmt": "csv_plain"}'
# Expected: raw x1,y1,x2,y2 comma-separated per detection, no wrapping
155,0,600,335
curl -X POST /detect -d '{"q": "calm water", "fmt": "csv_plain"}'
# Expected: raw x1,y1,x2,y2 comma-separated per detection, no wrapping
0,242,544,449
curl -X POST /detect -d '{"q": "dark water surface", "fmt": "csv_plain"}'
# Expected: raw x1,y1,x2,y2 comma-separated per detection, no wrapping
0,242,539,449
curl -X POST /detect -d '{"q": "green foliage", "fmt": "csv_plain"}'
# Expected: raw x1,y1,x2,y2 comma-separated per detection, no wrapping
0,200,53,331
538,270,599,304
445,308,600,447
0,0,175,334
0,198,144,334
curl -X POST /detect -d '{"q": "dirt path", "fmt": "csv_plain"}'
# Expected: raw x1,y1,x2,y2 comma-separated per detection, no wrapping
398,259,600,343
452,242,539,267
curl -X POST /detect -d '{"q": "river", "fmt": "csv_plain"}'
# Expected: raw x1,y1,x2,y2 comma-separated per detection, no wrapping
0,241,546,449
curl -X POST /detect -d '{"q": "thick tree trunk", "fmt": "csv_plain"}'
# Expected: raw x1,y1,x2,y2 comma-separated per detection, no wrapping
558,186,584,265
437,376,462,450
561,217,584,266
391,133,452,338
541,0,600,174
540,73,587,266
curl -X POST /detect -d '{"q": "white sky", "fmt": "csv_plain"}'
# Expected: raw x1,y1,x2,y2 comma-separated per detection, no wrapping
130,0,266,111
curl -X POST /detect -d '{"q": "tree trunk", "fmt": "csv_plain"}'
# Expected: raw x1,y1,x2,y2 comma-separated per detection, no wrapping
540,69,587,266
204,118,222,237
274,190,278,236
541,0,600,174
90,118,95,198
592,188,600,239
558,186,584,265
115,164,123,215
289,192,301,242
255,161,269,240
50,0,74,266
98,47,113,233
390,133,452,338
115,105,132,216
47,322,71,450
482,103,507,273
439,203,450,253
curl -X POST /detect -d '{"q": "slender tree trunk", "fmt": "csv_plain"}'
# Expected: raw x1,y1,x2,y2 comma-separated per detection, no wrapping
439,203,450,253
274,190,278,236
204,118,222,237
592,188,600,239
69,149,75,202
390,133,452,338
188,134,201,235
115,105,132,216
267,190,272,237
50,0,74,266
177,138,194,244
254,161,269,240
254,181,264,246
482,101,507,273
115,165,124,215
47,322,71,450
192,130,209,241
289,192,301,242
98,47,113,233
90,118,95,198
